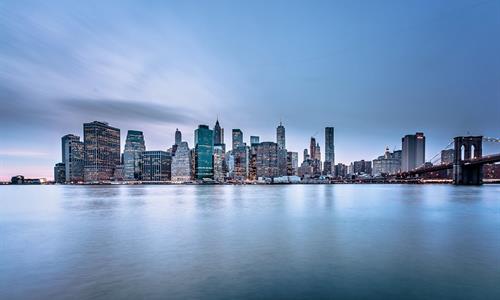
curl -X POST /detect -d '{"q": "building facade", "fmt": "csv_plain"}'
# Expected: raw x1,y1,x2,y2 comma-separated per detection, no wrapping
195,125,214,179
401,132,425,172
324,127,335,175
287,151,298,176
175,128,182,146
123,130,146,181
213,145,225,182
232,129,243,151
256,142,278,178
83,121,121,182
142,151,171,181
54,163,66,183
62,134,84,183
372,147,402,176
277,122,286,150
171,141,191,182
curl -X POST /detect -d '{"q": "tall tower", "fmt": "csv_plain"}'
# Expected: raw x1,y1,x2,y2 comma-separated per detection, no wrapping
324,127,335,175
401,132,425,172
276,121,286,150
214,119,223,145
175,128,182,145
83,121,120,182
232,129,243,151
309,137,317,161
194,125,214,179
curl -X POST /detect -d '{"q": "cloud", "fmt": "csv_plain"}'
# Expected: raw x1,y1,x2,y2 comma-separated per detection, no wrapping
58,97,197,125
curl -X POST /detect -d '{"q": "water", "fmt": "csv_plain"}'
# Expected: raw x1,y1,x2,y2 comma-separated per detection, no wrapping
1,185,499,299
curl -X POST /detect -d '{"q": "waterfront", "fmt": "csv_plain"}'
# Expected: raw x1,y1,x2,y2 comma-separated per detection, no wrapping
1,185,499,299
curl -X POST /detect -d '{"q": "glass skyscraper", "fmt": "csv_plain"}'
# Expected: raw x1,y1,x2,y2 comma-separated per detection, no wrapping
195,125,214,179
175,128,182,146
83,121,121,182
324,127,335,175
123,130,146,181
276,122,286,150
401,132,425,172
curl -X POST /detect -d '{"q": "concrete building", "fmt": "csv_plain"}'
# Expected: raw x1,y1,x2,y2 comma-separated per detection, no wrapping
372,147,402,176
54,163,66,183
250,136,260,145
277,122,286,150
233,145,249,180
213,144,225,182
232,129,243,151
287,151,298,176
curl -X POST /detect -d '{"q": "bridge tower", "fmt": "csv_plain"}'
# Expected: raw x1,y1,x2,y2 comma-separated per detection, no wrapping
453,136,483,185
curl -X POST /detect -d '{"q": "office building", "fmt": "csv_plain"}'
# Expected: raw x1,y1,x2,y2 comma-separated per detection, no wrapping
372,147,402,176
61,134,84,183
233,145,249,180
83,121,120,182
256,142,278,178
232,129,243,151
54,163,66,184
213,144,225,182
277,148,288,176
142,150,171,181
250,135,260,145
324,127,335,175
195,125,214,179
287,151,298,176
401,132,425,172
171,141,192,182
123,130,146,181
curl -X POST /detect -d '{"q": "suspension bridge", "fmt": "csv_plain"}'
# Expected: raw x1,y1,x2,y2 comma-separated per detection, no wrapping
397,136,500,185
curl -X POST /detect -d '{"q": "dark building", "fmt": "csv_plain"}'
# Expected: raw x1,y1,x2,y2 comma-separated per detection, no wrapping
287,151,298,176
195,125,214,179
276,122,286,150
141,151,171,181
54,163,66,183
277,148,288,176
232,129,243,151
83,121,121,182
256,142,278,178
213,119,224,144
335,163,348,178
250,136,260,145
175,128,182,146
61,134,84,183
324,127,335,175
401,132,425,172
11,175,24,184
233,145,249,180
123,130,146,181
352,160,372,175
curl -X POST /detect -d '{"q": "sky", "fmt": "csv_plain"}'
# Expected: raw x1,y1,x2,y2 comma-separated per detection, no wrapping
1,0,499,180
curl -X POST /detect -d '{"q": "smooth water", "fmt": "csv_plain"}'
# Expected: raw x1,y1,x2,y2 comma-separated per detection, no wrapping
1,185,499,299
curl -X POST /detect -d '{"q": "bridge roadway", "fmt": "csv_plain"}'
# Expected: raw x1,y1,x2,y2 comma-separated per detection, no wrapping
399,153,500,177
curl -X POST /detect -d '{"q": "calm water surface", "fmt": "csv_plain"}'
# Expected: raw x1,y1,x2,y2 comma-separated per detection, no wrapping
1,185,499,299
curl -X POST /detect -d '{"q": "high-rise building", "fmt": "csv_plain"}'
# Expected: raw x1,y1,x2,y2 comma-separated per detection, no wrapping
277,122,286,150
213,119,224,145
83,121,120,182
401,132,425,172
195,125,214,179
175,128,182,146
316,143,321,161
303,149,309,162
213,144,225,182
287,151,298,176
232,129,243,151
54,163,66,183
61,134,84,183
141,150,171,181
233,145,249,180
250,136,260,145
256,142,278,178
277,149,288,176
324,127,335,175
372,147,402,176
248,143,259,180
123,130,146,181
334,163,348,178
352,160,372,175
310,137,317,160
171,141,192,182
225,151,235,179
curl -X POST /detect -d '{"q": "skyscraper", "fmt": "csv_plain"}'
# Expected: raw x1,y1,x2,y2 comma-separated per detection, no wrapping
324,127,335,175
213,119,224,144
175,128,182,146
233,145,249,180
250,136,260,145
141,150,171,181
401,132,426,172
123,130,146,181
195,125,214,179
61,134,84,183
213,144,225,182
309,137,317,160
287,151,298,176
276,122,286,150
232,129,243,151
256,142,278,178
54,163,66,184
171,141,192,182
83,121,121,182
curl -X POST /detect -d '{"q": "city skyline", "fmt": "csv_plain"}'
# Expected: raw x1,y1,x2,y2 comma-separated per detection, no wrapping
1,0,500,180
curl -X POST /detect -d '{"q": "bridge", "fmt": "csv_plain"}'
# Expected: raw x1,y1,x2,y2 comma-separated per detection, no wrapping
398,136,500,185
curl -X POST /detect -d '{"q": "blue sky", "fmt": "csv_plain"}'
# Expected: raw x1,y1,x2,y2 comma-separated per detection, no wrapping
1,0,499,180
